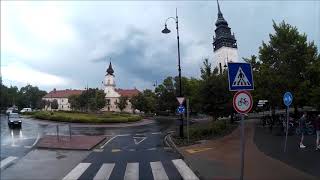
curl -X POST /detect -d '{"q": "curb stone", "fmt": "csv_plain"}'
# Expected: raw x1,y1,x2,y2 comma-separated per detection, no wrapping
163,132,204,180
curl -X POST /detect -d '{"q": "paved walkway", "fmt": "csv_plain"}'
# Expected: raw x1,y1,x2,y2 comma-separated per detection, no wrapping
179,121,318,180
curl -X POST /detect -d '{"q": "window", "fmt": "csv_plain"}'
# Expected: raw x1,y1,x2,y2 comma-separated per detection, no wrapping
106,99,110,105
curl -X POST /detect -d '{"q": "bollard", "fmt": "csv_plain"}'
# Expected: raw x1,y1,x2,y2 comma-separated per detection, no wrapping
56,125,59,141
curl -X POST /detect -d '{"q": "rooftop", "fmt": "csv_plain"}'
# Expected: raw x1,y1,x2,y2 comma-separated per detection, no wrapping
43,89,83,98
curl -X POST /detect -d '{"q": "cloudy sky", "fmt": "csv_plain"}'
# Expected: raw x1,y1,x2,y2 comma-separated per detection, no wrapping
1,0,319,92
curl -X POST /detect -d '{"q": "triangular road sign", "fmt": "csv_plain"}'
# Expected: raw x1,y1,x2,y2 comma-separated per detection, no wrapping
176,97,185,105
232,67,251,86
133,137,146,145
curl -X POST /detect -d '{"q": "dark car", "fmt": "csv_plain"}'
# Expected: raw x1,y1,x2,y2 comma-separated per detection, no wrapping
8,113,22,128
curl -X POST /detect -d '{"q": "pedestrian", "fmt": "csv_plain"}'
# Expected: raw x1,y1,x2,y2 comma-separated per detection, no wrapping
315,114,320,150
299,112,307,148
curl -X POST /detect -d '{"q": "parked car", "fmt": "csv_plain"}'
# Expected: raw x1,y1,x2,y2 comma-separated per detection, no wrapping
8,113,22,128
20,108,32,113
6,106,18,115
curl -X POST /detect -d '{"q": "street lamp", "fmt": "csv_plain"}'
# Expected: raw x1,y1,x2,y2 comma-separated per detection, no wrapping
161,8,184,138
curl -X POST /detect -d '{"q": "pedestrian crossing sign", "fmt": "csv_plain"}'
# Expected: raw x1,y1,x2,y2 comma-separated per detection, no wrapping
228,62,254,91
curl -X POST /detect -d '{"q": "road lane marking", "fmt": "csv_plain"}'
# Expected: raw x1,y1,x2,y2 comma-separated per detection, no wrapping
150,161,169,180
151,132,162,135
100,136,118,149
172,159,199,180
93,149,104,152
124,163,139,180
134,133,145,136
93,163,115,180
30,133,40,147
62,163,91,180
1,156,18,169
147,147,157,151
185,147,212,154
128,149,135,151
133,137,146,145
111,149,121,152
117,134,131,137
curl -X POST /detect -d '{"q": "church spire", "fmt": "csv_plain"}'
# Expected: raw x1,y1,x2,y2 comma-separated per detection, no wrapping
215,0,228,26
106,62,114,76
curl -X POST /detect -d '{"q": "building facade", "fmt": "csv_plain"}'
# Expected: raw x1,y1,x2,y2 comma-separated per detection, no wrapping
42,89,83,111
213,0,239,73
102,62,139,113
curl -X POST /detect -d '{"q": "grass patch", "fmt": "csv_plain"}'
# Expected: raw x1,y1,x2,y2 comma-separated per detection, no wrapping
31,111,142,123
172,119,237,146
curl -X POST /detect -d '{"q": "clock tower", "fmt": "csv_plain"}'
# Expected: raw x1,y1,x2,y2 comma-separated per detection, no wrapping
213,0,239,73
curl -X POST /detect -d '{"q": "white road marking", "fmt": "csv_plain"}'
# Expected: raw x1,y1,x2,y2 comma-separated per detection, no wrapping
117,134,131,137
62,163,91,180
147,147,157,151
151,132,162,135
24,145,32,148
133,137,146,145
172,159,199,180
150,161,169,180
1,156,18,169
128,149,135,151
124,163,139,180
30,133,40,147
100,136,118,149
93,149,104,152
134,133,145,136
93,163,115,180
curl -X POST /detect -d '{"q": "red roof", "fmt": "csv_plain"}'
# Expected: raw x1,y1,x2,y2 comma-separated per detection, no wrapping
43,89,83,98
115,88,140,97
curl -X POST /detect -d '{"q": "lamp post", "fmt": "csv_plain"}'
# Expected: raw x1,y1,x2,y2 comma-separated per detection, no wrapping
161,8,184,138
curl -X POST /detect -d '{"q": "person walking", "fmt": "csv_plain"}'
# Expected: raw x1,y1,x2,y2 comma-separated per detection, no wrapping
315,114,320,150
299,112,307,148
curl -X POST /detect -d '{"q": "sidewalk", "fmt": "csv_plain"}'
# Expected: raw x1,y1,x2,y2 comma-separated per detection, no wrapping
37,135,106,150
179,121,318,180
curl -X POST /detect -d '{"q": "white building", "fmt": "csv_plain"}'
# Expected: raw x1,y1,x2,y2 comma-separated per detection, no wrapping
102,62,139,113
213,0,239,73
42,89,83,111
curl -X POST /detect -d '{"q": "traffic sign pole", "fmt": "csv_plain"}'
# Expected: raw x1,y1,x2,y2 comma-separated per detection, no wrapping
240,114,245,180
283,92,293,153
284,106,289,152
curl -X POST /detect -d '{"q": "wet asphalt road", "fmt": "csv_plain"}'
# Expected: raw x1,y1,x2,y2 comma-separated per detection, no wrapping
1,115,197,180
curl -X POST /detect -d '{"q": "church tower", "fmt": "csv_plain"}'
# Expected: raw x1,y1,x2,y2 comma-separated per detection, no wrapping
213,0,239,73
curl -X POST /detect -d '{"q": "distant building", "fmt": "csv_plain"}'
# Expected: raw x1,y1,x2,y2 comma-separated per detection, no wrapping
42,89,83,111
213,0,239,73
102,62,139,113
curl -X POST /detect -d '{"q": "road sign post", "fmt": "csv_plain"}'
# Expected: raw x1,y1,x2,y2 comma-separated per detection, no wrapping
232,91,253,180
228,62,254,180
186,98,190,144
283,92,293,152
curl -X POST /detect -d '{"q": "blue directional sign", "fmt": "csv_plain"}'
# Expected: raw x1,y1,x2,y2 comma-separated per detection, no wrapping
283,92,293,107
177,105,185,114
228,63,254,91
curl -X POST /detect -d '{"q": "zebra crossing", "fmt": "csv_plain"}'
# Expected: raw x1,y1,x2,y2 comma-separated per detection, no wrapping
0,156,18,170
62,159,199,180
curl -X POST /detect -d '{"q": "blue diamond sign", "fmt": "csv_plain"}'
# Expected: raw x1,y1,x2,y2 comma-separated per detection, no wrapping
283,92,293,107
228,63,254,91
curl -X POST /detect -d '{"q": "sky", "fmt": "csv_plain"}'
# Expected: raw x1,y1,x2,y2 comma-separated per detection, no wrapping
1,0,319,92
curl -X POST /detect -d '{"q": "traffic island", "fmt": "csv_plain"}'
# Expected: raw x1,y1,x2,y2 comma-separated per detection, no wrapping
36,135,106,150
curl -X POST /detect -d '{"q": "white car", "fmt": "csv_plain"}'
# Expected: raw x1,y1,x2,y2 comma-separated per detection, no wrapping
20,108,32,113
6,106,18,114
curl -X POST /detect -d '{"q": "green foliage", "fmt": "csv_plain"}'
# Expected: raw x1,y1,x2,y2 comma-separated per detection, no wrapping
116,96,128,112
247,20,320,111
68,88,106,112
130,89,157,113
51,99,59,109
0,84,46,110
31,111,142,123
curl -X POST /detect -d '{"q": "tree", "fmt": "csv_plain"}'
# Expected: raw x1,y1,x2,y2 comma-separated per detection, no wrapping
51,99,58,110
155,77,178,113
199,66,232,120
200,58,212,81
68,88,106,112
116,96,128,112
249,20,320,114
131,89,157,113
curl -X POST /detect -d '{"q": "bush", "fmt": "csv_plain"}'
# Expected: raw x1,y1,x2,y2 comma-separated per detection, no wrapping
187,120,229,140
31,111,142,123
